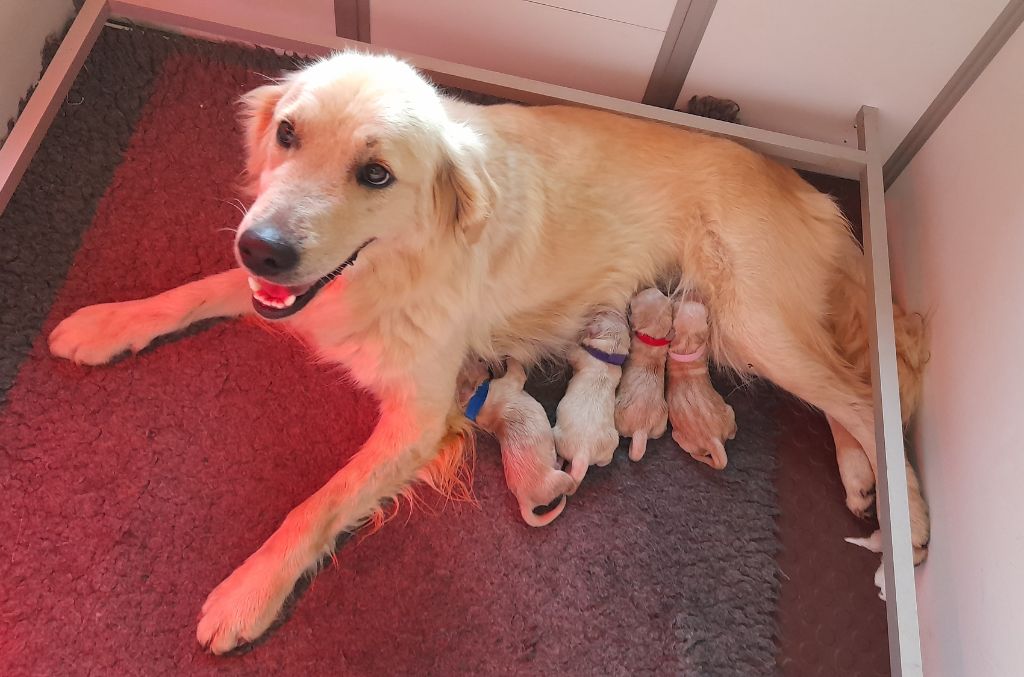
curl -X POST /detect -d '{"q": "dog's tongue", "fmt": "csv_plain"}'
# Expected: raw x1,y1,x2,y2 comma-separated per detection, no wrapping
257,281,292,302
248,276,310,305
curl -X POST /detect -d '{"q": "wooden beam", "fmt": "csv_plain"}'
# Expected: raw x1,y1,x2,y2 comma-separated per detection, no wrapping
0,0,110,215
884,0,1024,188
858,105,924,677
334,0,371,43
643,0,717,109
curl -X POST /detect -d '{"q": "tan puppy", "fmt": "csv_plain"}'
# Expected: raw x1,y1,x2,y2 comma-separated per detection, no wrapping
615,288,672,461
471,360,575,527
666,297,737,469
554,309,630,484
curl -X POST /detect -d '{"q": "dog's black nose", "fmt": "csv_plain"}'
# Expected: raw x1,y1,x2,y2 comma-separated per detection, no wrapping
238,222,299,277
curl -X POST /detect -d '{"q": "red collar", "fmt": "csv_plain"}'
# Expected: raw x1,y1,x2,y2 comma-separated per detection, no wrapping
635,331,671,347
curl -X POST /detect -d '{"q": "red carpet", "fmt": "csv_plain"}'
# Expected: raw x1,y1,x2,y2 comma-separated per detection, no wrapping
1,26,888,676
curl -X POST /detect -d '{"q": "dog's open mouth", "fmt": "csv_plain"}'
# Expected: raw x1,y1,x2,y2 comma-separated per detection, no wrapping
248,239,375,320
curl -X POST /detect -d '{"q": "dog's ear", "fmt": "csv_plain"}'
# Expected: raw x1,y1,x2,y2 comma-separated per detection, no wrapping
433,124,495,244
239,83,285,191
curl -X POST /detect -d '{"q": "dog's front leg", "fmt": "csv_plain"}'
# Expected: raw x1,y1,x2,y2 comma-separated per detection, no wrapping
49,268,253,365
195,374,455,654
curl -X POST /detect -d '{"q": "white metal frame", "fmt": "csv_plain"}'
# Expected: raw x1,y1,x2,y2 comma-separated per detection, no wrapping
0,1,923,673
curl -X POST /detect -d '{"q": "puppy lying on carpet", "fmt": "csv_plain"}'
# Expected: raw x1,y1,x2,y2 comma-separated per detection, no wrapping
48,51,929,652
459,357,575,526
554,310,630,484
667,296,737,470
615,287,673,462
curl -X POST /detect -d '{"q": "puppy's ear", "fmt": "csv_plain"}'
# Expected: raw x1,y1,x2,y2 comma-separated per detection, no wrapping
433,124,496,244
239,83,285,191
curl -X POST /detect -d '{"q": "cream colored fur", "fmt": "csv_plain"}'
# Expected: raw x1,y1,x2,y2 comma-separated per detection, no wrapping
473,360,575,527
553,310,630,484
47,51,929,652
666,297,737,470
614,288,672,462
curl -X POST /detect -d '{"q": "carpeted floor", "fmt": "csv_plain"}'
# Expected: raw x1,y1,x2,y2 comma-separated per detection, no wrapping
0,26,888,676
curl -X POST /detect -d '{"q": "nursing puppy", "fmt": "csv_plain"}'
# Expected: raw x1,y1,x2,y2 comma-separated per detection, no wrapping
554,310,630,484
470,360,575,527
47,51,930,652
615,288,672,462
666,297,736,470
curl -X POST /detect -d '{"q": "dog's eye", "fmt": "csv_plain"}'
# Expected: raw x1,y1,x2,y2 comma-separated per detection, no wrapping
276,120,297,149
358,163,394,188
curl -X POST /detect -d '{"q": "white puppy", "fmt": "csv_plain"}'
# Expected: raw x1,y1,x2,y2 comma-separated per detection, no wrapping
615,288,672,462
471,359,575,527
554,309,630,484
666,297,737,469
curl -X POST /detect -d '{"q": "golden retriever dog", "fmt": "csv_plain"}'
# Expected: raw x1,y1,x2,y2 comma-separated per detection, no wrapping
47,51,929,652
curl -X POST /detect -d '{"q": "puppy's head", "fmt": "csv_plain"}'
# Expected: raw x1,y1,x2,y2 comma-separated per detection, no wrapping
671,299,709,353
455,355,490,409
581,308,630,355
235,52,495,320
628,288,672,338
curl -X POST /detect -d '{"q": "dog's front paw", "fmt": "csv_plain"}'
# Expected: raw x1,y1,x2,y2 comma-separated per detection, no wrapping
49,300,167,365
196,553,293,654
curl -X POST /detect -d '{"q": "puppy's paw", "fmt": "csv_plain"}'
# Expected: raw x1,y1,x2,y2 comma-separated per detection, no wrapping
49,300,168,365
196,553,293,654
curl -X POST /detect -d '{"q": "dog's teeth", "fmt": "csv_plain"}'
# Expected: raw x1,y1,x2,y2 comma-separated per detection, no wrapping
283,294,296,307
248,276,260,292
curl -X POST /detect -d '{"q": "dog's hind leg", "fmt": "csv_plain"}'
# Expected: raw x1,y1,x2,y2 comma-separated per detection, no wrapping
195,356,461,654
49,267,252,365
721,310,930,562
827,415,877,519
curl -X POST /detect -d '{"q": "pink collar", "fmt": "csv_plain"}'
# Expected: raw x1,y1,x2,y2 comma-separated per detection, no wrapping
668,345,706,363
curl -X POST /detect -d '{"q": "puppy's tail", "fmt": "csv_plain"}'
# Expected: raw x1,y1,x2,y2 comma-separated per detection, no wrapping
568,456,589,486
628,432,648,462
520,495,568,528
831,244,930,424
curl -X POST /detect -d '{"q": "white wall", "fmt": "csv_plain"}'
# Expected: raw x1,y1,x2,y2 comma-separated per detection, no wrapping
885,24,1024,677
370,0,668,101
113,0,1007,161
0,0,75,139
680,0,1006,159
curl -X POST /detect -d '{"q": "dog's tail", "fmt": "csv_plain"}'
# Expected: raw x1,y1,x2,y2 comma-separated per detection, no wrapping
830,246,930,424
628,432,648,462
417,408,478,504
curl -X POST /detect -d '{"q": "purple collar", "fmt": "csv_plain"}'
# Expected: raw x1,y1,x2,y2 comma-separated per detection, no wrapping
583,344,627,366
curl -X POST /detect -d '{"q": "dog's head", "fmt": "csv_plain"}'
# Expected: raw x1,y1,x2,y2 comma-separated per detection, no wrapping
235,52,495,319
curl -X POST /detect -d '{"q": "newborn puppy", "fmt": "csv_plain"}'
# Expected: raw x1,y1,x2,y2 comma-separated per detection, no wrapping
554,309,630,484
473,359,576,527
666,297,737,469
615,288,672,461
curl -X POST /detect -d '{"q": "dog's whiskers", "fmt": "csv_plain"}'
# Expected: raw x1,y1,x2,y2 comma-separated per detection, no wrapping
216,197,249,217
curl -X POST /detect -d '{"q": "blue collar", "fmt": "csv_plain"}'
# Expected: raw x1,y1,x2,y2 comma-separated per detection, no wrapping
465,380,490,422
583,344,627,366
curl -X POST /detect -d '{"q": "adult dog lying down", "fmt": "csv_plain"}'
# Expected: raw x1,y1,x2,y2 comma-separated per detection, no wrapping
48,52,929,653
